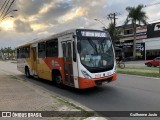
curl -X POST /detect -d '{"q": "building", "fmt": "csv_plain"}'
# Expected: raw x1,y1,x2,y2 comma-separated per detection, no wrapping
145,22,160,60
115,24,143,60
115,22,160,60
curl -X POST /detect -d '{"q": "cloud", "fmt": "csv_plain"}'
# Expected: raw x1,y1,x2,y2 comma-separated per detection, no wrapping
14,19,33,33
1,0,160,48
58,7,88,23
39,1,74,23
15,0,51,16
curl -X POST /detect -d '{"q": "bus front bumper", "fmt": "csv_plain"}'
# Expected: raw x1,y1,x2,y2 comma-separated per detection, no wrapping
78,73,117,89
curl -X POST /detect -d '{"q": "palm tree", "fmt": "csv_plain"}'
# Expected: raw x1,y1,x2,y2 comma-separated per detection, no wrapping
125,4,147,57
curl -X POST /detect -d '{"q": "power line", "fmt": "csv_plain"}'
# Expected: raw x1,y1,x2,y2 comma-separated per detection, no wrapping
2,0,15,20
0,0,8,12
144,2,160,7
107,12,120,26
0,0,11,19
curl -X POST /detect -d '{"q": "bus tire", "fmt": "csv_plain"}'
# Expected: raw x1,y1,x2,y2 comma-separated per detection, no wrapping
52,71,63,88
25,67,30,78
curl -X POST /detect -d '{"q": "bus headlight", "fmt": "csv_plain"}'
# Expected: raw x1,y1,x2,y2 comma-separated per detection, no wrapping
81,70,92,79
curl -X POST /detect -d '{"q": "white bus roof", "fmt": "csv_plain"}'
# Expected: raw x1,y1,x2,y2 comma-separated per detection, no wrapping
17,28,107,48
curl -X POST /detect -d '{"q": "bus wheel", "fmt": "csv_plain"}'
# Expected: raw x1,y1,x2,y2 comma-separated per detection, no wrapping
25,67,30,78
55,74,63,88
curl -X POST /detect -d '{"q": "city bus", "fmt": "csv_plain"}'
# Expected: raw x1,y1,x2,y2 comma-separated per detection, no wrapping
17,29,117,89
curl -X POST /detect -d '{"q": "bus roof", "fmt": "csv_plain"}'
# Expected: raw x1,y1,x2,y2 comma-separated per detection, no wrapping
17,28,107,48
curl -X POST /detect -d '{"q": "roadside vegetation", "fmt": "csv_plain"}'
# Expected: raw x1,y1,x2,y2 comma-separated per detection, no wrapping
117,70,160,78
0,47,16,60
117,65,160,78
125,66,159,71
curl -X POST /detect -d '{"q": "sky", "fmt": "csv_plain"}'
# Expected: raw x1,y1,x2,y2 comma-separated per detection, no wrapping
0,0,160,48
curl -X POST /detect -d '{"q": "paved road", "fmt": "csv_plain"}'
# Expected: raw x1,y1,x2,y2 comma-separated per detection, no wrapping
0,61,160,120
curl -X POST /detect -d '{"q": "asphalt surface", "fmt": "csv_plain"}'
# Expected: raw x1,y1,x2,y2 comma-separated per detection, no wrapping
0,61,160,120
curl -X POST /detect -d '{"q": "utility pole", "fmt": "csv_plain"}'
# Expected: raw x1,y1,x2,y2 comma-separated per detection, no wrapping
107,13,119,26
107,13,120,47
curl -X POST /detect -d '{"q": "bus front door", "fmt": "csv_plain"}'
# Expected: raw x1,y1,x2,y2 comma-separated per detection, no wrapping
62,41,74,86
31,47,38,76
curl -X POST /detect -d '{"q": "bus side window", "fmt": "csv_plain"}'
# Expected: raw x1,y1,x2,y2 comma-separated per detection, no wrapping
25,47,30,58
21,48,25,58
46,39,58,57
38,42,46,58
17,49,20,58
73,41,76,62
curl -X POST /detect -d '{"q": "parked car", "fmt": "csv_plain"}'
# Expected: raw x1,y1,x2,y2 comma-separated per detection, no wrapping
145,57,160,67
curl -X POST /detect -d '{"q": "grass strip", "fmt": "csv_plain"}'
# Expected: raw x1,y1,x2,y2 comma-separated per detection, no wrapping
125,66,159,71
117,70,160,78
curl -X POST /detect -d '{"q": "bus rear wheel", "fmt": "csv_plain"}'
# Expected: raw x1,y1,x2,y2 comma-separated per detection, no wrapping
25,67,30,78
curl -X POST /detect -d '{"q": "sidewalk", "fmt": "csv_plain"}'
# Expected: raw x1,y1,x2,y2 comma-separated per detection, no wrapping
0,69,107,120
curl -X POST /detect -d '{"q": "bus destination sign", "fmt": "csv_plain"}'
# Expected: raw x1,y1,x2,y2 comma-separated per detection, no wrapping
81,31,107,37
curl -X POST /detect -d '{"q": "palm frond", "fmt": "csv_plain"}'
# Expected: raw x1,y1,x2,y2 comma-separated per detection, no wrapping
125,4,148,26
124,16,130,25
126,7,132,12
141,19,148,25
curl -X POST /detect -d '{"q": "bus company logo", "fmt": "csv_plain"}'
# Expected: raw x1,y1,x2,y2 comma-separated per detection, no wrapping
2,112,11,117
154,23,160,31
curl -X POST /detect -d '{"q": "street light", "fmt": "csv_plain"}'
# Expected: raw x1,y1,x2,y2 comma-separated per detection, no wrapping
94,18,108,29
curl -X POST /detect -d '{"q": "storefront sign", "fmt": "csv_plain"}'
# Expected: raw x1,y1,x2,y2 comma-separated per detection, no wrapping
147,22,160,38
136,26,147,40
136,43,145,60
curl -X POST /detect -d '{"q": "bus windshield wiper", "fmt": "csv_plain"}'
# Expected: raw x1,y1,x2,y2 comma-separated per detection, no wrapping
87,38,98,54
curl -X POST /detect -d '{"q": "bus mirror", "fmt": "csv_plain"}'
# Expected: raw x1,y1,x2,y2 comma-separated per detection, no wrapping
77,41,81,53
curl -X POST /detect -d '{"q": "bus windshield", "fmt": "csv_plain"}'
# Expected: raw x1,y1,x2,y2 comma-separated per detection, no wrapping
79,37,114,72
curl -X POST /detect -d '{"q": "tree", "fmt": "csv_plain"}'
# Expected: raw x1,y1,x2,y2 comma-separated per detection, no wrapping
104,23,122,48
124,4,147,57
4,47,13,59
